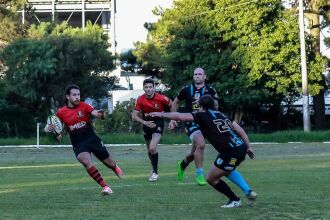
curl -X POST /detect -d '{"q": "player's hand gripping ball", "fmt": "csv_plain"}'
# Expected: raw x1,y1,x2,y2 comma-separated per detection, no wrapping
47,115,63,134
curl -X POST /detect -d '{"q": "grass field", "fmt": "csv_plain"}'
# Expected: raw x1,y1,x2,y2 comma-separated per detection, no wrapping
0,143,330,219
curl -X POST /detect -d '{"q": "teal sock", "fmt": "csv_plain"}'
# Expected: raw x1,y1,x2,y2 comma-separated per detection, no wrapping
196,168,204,177
227,170,251,195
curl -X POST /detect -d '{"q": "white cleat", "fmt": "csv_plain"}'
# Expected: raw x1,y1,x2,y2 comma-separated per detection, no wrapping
101,186,113,196
149,172,159,182
221,200,241,208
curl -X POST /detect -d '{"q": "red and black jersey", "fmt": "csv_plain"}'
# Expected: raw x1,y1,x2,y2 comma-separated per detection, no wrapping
134,93,171,121
56,102,99,146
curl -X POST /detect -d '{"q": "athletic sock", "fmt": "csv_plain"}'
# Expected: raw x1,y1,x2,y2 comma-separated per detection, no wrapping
150,153,158,174
196,167,204,177
213,179,240,201
87,166,107,187
180,159,189,170
227,170,251,195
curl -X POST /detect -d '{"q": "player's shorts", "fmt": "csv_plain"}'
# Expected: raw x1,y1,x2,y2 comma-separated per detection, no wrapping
184,121,201,140
143,121,164,141
213,144,247,172
72,138,110,161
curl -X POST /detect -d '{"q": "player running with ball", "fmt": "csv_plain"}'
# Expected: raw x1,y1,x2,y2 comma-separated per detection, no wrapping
44,84,123,196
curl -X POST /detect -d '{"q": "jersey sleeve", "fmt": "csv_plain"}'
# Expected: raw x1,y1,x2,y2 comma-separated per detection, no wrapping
83,102,94,114
162,95,171,107
134,96,143,111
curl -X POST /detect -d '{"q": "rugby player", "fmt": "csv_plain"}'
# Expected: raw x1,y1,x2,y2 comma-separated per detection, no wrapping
151,95,257,208
169,67,218,185
44,84,123,195
132,78,172,181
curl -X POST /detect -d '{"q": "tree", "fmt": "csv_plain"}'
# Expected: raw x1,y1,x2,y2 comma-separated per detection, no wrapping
0,0,27,43
300,0,330,129
135,0,326,128
0,21,117,136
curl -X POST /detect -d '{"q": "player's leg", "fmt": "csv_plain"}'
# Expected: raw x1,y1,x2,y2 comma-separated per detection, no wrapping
225,145,257,203
76,151,112,195
92,141,124,178
177,124,200,181
206,165,241,208
191,131,206,185
148,133,162,181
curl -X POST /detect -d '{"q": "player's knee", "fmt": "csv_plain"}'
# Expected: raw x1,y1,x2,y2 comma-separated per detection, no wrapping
196,144,205,151
148,147,157,154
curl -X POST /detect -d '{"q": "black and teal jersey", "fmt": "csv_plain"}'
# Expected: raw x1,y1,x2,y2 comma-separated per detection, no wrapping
177,84,217,112
191,110,245,153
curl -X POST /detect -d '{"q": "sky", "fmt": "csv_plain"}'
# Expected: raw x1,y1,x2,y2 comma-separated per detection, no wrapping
115,0,173,53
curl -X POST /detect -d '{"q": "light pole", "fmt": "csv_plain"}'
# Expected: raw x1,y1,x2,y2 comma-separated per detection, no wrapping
298,0,310,132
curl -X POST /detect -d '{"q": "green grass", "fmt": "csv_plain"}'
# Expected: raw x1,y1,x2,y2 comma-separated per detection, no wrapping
3,129,330,145
0,143,330,219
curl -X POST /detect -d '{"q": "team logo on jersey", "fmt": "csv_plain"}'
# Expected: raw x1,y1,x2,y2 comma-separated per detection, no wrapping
69,121,86,131
229,158,237,165
216,158,223,165
154,103,159,109
77,110,84,117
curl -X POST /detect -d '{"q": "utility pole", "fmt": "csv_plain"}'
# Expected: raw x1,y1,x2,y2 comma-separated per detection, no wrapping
298,0,311,132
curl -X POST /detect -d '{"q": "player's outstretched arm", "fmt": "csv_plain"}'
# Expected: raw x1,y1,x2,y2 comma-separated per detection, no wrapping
91,109,106,119
151,112,194,122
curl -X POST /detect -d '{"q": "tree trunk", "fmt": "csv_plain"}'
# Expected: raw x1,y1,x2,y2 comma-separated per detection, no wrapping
307,7,326,129
234,106,243,124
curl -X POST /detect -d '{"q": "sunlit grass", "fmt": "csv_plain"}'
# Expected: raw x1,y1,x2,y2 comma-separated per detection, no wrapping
0,143,330,219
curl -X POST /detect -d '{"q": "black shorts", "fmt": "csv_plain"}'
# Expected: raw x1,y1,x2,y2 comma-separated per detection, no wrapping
214,144,247,172
184,121,200,138
143,122,164,141
72,139,110,161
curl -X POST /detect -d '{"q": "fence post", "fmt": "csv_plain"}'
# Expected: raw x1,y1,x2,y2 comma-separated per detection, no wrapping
37,123,40,149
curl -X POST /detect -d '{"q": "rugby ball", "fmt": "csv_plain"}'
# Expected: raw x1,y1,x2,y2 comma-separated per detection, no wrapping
47,115,63,134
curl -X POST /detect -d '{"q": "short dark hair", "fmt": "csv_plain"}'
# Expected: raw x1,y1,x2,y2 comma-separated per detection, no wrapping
199,95,216,110
65,84,80,95
143,78,155,86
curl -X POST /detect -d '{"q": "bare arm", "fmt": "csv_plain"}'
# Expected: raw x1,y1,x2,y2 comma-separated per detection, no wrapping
151,112,194,122
91,109,106,119
232,121,255,159
171,97,180,112
132,109,156,128
168,97,180,129
132,110,145,124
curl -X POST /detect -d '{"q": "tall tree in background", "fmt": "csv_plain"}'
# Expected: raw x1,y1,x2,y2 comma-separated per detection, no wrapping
135,0,325,125
300,0,330,129
0,0,27,43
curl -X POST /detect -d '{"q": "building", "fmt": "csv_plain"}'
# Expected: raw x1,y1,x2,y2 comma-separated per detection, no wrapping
18,0,116,54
